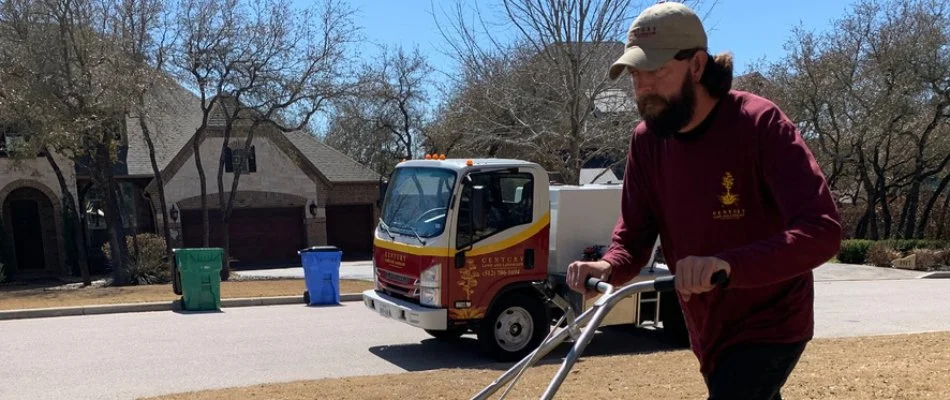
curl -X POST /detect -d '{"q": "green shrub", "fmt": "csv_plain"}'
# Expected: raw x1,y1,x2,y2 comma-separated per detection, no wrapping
879,239,949,252
102,233,171,285
837,239,949,266
838,240,875,264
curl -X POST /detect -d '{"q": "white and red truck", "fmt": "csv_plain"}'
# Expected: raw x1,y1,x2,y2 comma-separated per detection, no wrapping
362,156,687,361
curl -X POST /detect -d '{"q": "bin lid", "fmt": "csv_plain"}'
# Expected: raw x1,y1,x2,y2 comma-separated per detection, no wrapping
299,245,341,253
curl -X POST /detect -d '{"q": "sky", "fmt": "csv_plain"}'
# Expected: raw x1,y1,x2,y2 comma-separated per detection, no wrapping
296,0,857,75
291,0,859,123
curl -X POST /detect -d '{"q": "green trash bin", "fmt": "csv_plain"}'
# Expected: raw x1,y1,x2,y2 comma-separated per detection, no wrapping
173,248,224,311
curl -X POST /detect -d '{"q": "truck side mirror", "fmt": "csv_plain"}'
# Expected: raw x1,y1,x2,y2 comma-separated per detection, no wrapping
377,179,388,208
472,185,487,231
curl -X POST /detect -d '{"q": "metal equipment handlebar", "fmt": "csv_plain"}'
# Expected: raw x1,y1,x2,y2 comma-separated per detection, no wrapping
472,270,730,400
585,269,729,294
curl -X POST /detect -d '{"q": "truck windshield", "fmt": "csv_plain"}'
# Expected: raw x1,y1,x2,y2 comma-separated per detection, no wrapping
381,167,457,239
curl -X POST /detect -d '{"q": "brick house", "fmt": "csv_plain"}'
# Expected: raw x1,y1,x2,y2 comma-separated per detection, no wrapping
1,76,380,280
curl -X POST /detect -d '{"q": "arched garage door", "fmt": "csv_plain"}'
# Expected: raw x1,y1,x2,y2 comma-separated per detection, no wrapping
181,207,305,268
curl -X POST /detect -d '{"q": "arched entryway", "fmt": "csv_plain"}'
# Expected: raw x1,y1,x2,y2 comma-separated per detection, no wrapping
1,183,64,278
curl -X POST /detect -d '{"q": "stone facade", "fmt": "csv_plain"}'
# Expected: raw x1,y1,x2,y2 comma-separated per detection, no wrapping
0,174,71,277
151,126,380,254
0,154,77,278
162,135,320,209
156,130,335,250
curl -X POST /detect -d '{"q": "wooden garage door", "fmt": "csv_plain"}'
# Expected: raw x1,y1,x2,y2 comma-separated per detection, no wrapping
326,204,373,258
181,207,304,268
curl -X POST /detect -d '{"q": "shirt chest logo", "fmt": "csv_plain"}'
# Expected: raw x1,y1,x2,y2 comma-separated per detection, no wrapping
713,171,746,220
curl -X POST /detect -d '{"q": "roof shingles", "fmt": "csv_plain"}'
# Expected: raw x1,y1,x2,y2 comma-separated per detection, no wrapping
120,75,379,184
283,130,381,183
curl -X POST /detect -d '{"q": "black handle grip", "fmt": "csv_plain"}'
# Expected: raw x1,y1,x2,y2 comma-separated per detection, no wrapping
655,270,729,292
584,276,610,294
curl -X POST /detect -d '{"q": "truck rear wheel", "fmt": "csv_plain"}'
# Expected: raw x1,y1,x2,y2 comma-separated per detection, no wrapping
659,290,690,347
477,293,550,362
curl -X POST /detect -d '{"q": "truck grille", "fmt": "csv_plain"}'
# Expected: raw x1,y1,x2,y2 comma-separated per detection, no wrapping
377,269,418,299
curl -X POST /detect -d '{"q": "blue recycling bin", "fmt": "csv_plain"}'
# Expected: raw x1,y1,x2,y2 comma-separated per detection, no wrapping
299,246,343,305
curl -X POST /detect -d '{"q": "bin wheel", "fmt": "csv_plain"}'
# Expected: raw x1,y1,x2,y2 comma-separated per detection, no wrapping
660,290,690,347
303,291,310,304
477,292,550,362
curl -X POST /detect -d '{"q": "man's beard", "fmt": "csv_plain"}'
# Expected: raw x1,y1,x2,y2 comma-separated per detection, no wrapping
636,72,696,134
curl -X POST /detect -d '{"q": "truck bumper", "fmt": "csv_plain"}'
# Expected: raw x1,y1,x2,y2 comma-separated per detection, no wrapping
362,290,447,330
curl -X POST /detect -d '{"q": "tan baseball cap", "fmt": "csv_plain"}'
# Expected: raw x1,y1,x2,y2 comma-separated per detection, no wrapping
608,1,708,80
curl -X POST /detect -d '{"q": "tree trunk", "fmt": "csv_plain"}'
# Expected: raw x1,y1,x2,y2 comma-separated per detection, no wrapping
44,150,91,286
222,121,266,281
856,148,880,239
880,191,893,239
855,209,869,239
918,174,950,239
96,143,130,285
216,116,235,281
937,191,950,239
899,180,922,239
193,130,210,247
138,110,173,262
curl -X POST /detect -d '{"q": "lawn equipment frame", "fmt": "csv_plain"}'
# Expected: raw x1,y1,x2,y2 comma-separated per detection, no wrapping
471,271,728,400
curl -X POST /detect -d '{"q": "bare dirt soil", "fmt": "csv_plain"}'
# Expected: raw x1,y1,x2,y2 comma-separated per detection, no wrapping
0,279,374,310
145,331,950,400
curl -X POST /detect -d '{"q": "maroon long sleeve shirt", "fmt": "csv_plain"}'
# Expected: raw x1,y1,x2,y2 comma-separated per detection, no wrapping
601,90,842,374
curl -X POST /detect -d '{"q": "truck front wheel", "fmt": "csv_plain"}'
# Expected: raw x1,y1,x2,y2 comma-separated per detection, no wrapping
477,293,550,362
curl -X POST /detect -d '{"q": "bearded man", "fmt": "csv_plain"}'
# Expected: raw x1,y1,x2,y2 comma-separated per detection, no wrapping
565,2,842,399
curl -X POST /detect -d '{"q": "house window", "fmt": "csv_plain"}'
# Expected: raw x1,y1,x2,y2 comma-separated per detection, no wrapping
1,134,25,154
83,182,138,231
0,123,31,157
224,145,257,173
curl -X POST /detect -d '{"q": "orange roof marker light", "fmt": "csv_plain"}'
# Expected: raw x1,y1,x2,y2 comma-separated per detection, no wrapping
425,154,432,160
466,159,474,166
439,154,446,160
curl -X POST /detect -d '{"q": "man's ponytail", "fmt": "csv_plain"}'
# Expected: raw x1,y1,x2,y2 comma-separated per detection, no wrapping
700,52,733,98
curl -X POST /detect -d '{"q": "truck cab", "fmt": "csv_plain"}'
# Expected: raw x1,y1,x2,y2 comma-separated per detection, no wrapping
363,157,687,361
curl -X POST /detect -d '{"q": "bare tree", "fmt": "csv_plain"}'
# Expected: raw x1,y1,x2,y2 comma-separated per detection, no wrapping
110,0,180,270
758,0,950,239
0,0,158,284
430,0,715,184
170,0,357,278
168,0,239,247
324,45,433,177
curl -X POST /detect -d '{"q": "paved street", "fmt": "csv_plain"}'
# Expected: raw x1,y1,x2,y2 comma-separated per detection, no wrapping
235,260,374,281
234,261,931,283
1,278,948,400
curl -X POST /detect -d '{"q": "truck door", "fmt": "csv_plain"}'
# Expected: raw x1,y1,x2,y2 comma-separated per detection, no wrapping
447,168,549,321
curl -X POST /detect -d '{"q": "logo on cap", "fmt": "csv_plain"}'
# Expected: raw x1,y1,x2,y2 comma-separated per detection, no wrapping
631,26,657,39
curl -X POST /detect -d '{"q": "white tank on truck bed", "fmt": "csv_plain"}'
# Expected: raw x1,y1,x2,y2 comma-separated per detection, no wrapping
547,183,623,277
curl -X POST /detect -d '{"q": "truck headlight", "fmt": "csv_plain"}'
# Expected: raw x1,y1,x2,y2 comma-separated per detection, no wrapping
420,287,440,307
420,264,441,307
421,264,441,285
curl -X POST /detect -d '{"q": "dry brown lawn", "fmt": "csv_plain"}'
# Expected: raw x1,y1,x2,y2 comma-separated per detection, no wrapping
0,279,374,310
143,331,950,400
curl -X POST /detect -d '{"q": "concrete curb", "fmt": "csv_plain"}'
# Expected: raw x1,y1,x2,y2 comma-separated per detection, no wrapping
0,292,364,322
921,271,950,279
